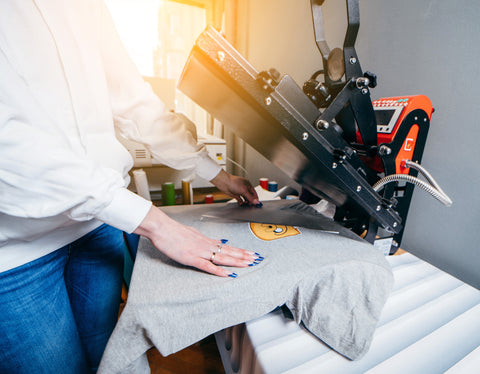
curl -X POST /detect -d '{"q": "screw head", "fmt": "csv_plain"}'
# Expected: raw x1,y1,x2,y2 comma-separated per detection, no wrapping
302,132,308,140
376,205,381,211
217,51,225,62
349,57,357,64
361,88,368,95
379,145,392,156
332,162,338,169
265,97,272,106
316,119,329,130
356,186,362,192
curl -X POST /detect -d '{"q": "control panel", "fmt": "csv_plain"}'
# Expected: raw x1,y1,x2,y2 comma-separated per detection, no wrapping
373,95,433,146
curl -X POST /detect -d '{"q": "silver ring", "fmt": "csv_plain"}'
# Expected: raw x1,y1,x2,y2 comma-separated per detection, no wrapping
216,243,223,253
210,252,216,263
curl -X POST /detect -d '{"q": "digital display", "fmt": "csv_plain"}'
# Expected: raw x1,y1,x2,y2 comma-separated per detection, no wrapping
375,109,396,127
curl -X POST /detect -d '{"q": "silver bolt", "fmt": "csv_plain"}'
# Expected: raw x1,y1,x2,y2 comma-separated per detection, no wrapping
392,240,399,247
302,132,309,140
393,222,398,228
356,186,362,192
376,205,381,211
349,57,357,64
265,97,272,106
316,119,329,130
332,162,338,169
356,77,369,88
361,88,368,95
379,145,392,156
424,118,427,122
414,116,418,121
217,51,225,62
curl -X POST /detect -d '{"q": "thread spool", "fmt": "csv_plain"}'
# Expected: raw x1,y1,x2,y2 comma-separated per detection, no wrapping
268,181,278,192
162,182,176,206
259,178,269,190
182,180,192,205
204,194,214,204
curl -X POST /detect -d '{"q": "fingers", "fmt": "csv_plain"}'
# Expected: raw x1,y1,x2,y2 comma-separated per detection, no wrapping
240,180,260,205
195,255,263,278
244,187,260,205
247,182,259,200
234,183,258,205
234,195,244,205
217,243,256,261
199,241,264,277
211,252,260,268
214,172,260,206
234,182,261,206
194,259,235,278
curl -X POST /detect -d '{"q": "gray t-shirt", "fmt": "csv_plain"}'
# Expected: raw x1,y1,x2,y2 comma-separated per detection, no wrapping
99,201,393,373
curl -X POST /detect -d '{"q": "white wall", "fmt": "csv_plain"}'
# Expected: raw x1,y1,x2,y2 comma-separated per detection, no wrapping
238,0,480,288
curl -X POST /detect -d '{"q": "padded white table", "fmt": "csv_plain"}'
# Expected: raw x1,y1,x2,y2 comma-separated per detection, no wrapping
215,253,480,373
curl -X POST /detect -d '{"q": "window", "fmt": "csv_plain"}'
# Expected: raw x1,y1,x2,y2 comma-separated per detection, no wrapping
105,0,211,133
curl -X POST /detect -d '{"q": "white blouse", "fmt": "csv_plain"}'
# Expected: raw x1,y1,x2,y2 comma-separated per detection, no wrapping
0,0,221,271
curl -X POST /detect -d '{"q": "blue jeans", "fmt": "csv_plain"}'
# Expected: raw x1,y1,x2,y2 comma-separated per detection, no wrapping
0,224,125,374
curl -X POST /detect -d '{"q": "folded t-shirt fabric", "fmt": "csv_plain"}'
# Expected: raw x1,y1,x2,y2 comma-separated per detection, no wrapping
99,201,393,374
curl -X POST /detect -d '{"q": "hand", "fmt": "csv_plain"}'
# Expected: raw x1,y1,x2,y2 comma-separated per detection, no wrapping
134,206,262,277
210,169,260,206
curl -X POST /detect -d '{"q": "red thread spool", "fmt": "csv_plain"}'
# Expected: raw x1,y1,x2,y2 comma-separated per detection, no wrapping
259,178,269,190
204,194,214,204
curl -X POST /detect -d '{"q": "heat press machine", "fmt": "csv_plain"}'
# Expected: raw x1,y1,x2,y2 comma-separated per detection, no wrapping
178,0,451,254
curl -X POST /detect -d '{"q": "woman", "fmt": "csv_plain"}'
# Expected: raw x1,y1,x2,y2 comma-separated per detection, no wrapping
0,1,261,372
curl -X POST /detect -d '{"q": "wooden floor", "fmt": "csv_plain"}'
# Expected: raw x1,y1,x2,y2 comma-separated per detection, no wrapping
147,335,224,374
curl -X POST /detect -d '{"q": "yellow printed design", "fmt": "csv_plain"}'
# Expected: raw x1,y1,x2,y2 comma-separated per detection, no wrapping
249,223,300,241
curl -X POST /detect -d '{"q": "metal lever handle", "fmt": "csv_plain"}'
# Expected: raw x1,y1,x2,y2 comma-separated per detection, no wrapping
310,0,363,80
310,0,330,61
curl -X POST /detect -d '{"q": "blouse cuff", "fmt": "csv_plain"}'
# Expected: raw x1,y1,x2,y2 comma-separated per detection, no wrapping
195,155,223,182
96,188,152,233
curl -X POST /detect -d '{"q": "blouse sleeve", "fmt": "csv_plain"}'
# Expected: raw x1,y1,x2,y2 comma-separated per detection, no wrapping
98,1,222,182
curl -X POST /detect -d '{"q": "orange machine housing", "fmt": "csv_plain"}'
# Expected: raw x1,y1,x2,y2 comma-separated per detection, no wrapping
358,95,433,174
